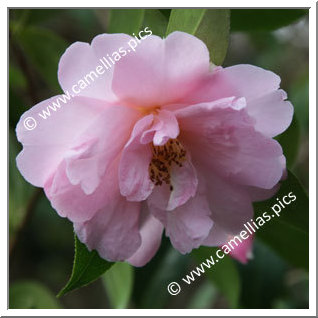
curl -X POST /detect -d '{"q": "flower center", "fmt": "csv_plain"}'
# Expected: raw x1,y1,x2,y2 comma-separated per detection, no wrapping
148,139,187,191
136,106,161,116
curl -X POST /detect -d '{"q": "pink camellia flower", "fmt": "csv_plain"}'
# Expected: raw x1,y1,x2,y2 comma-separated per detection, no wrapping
16,32,293,266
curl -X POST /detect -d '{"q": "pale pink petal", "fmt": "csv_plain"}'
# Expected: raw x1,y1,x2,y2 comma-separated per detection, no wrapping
146,157,198,212
183,64,281,104
44,155,126,223
58,34,132,102
167,159,198,211
174,96,246,119
205,173,253,234
203,224,231,246
245,155,285,202
127,203,163,267
112,32,209,107
149,185,213,254
65,105,139,194
119,110,181,202
140,110,179,145
119,115,154,201
246,90,293,138
245,183,281,202
74,192,141,261
177,105,284,189
16,96,106,187
65,138,102,195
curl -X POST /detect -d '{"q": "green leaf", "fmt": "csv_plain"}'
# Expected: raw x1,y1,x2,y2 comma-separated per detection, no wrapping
166,9,230,65
108,9,145,34
191,246,240,308
142,9,168,37
276,114,300,169
231,9,308,32
15,26,68,91
166,9,206,34
102,262,134,308
158,9,171,20
10,281,61,309
58,234,113,297
254,170,309,269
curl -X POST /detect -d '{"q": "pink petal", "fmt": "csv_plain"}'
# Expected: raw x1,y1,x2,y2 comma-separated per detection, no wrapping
167,159,198,210
141,110,179,146
149,185,213,254
112,31,209,107
205,173,254,234
44,158,121,223
74,192,141,261
119,110,181,202
58,34,132,102
183,64,281,104
246,89,293,138
174,96,246,119
119,115,154,201
245,183,281,202
203,223,231,246
146,157,198,212
16,96,106,187
127,203,163,267
65,105,139,194
65,138,102,195
177,104,284,189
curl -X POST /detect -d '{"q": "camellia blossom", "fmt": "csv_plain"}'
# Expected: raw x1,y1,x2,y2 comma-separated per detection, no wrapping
16,31,293,266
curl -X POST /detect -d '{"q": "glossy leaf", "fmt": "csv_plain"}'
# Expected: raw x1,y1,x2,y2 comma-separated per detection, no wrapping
58,234,113,297
166,9,230,65
102,262,134,309
231,9,308,32
142,9,168,37
191,246,240,308
10,281,61,309
108,9,145,34
254,170,309,269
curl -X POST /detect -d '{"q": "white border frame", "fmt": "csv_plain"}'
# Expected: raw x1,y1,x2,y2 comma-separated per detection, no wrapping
3,1,316,316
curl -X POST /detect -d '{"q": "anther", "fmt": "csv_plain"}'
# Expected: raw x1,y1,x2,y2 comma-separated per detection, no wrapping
148,138,187,192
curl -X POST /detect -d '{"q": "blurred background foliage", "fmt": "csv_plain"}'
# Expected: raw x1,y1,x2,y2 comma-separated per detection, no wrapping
9,9,309,309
